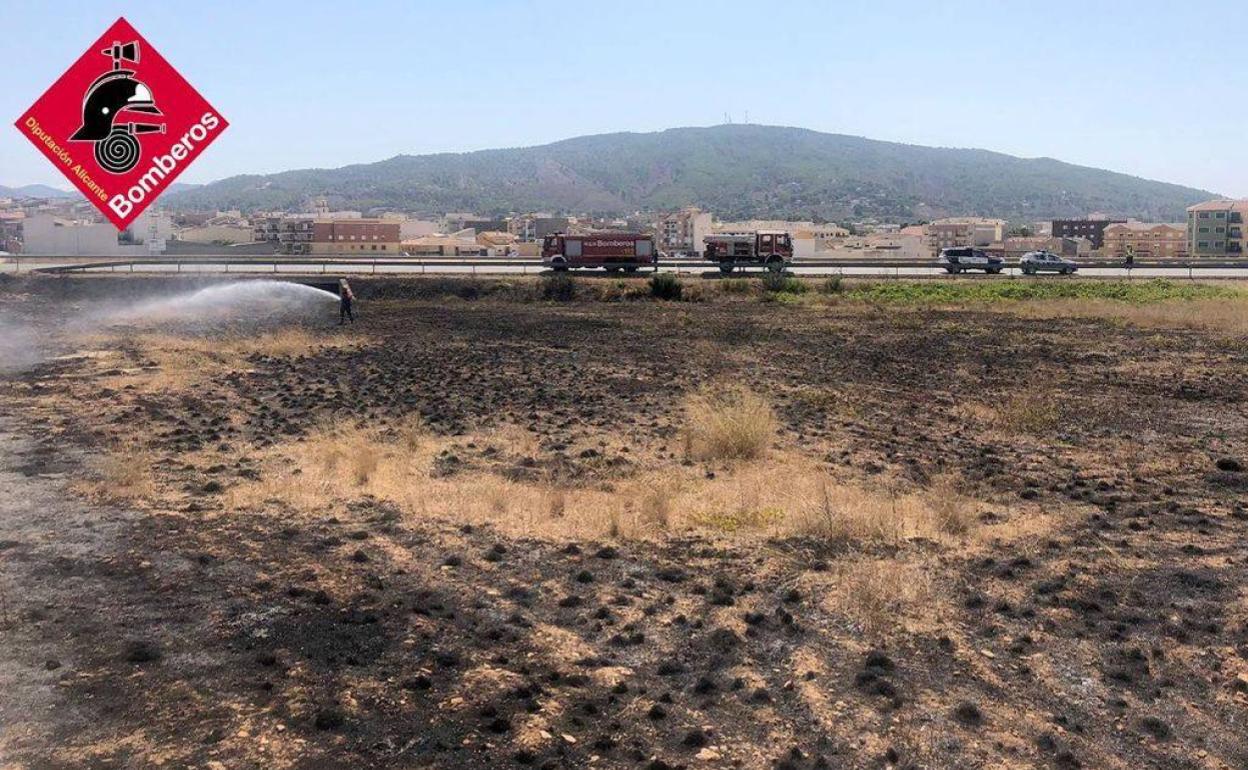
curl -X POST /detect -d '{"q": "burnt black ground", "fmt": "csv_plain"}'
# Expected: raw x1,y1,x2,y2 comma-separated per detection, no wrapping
1,275,1247,770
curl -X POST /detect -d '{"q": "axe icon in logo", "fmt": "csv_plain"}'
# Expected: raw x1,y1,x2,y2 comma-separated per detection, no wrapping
70,40,166,174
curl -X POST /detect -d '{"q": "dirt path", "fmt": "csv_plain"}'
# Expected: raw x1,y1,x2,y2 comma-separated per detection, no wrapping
0,420,132,764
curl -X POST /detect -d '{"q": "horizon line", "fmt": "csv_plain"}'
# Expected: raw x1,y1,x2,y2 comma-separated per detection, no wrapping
1,123,1222,196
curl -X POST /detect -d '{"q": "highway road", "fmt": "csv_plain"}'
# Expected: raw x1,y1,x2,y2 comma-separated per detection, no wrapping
5,257,1248,280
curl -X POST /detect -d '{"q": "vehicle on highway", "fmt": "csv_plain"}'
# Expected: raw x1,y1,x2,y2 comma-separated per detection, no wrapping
703,230,793,274
937,247,1004,274
542,232,657,272
1019,250,1078,275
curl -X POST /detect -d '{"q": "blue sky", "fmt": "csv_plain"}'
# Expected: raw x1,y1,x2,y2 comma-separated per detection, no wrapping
4,0,1245,196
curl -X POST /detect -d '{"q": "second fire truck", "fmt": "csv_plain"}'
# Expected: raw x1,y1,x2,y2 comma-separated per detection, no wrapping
702,230,793,274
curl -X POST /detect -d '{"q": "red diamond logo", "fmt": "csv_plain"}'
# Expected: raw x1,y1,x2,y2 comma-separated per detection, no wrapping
14,17,228,230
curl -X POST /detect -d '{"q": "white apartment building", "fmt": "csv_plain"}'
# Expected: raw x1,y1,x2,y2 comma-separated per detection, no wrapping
657,207,712,255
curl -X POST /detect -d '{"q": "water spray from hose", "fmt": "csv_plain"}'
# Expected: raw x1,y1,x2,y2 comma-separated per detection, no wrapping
102,280,339,323
0,280,342,375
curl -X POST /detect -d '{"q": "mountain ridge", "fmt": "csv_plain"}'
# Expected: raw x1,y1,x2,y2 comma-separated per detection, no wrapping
162,125,1216,222
0,184,76,199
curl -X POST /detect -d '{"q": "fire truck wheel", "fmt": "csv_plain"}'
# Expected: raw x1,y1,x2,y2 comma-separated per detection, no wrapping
766,256,784,273
624,266,639,273
605,266,620,273
718,262,735,275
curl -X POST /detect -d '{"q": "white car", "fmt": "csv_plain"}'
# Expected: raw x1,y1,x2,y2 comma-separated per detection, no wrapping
1019,251,1077,275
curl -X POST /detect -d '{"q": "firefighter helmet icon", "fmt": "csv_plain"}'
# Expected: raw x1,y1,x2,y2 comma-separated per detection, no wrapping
69,40,165,174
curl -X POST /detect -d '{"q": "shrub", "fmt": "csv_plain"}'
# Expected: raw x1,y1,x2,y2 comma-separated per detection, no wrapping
719,278,752,295
682,384,776,461
762,272,807,294
650,272,683,301
681,282,707,303
820,275,844,294
538,273,576,302
456,280,483,300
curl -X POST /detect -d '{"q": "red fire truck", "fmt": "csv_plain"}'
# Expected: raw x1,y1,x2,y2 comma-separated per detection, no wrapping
541,232,657,272
703,230,793,274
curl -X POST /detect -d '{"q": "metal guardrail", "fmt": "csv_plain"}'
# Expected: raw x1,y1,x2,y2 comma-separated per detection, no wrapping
31,257,542,273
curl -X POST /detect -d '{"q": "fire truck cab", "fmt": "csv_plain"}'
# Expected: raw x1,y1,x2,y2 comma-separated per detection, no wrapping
703,230,793,274
541,232,657,272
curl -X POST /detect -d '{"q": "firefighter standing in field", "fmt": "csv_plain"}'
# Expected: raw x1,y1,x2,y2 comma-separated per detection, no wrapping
338,279,355,324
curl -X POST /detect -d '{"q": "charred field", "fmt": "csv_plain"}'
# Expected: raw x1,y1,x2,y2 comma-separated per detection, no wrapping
1,273,1247,770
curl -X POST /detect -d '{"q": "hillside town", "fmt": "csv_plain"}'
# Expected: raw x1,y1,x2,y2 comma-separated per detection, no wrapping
2,192,1244,263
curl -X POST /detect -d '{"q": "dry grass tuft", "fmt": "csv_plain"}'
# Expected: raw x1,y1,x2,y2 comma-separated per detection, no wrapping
78,327,366,394
824,558,941,635
223,423,986,547
75,443,157,504
790,472,976,544
682,384,776,462
391,412,427,452
991,392,1061,435
635,481,674,532
926,475,978,536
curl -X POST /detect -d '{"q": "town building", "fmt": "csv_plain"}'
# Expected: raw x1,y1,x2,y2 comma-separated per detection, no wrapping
657,207,712,255
1186,200,1247,258
476,230,518,253
1102,222,1187,259
843,232,930,260
399,219,440,240
0,211,25,253
462,218,508,233
984,236,1083,260
507,215,570,243
927,217,1007,254
790,225,851,257
440,213,507,234
401,233,487,256
260,218,401,255
177,224,256,245
125,210,174,250
716,219,811,233
21,214,151,256
253,215,310,244
1051,217,1125,250
307,219,401,255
